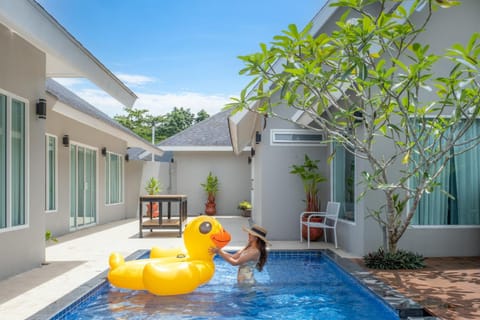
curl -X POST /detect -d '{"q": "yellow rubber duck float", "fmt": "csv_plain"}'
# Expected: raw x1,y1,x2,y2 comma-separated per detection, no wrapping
107,216,231,295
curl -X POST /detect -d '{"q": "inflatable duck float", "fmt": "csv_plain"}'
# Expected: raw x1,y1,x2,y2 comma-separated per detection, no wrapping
108,216,231,295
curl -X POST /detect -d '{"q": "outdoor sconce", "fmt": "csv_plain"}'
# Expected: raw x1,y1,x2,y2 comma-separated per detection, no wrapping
251,147,255,157
62,135,69,147
255,131,262,144
101,147,107,157
36,99,47,119
125,154,129,162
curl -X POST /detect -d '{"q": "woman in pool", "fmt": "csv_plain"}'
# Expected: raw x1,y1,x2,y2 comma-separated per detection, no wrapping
210,224,269,285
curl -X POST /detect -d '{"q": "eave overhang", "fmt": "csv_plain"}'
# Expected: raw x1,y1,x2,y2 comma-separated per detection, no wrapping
52,100,163,157
0,0,137,107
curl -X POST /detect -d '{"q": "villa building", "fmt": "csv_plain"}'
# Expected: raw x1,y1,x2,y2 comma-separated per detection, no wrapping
1,0,479,283
0,0,161,280
228,0,480,257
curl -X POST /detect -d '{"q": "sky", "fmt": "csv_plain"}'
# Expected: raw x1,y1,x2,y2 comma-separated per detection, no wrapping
37,0,327,118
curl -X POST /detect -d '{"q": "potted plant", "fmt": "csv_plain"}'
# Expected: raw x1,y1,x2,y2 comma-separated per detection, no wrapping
290,154,327,240
238,200,252,217
145,177,161,218
201,172,219,215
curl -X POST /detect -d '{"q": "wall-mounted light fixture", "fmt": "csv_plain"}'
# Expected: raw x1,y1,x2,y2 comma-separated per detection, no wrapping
36,98,47,119
125,154,129,162
101,147,107,157
255,131,262,144
62,135,69,147
250,147,255,157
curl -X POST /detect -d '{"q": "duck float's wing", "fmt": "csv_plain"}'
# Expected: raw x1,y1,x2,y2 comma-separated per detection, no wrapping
108,252,151,290
143,260,214,296
150,246,187,259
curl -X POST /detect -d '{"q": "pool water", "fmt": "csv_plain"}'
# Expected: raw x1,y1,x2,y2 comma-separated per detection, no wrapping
54,251,399,319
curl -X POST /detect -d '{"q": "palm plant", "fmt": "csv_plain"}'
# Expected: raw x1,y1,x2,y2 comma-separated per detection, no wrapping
290,154,327,212
201,172,219,215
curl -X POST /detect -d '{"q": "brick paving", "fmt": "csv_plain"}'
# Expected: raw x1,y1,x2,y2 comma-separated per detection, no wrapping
363,257,480,320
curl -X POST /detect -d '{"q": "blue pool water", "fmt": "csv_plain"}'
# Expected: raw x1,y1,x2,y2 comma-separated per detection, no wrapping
53,251,399,319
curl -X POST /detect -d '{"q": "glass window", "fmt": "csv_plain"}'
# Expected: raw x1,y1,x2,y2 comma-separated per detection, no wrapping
332,143,355,221
46,135,57,211
105,152,124,204
413,120,480,225
271,129,324,146
11,99,25,226
70,145,77,229
0,92,27,230
0,94,6,228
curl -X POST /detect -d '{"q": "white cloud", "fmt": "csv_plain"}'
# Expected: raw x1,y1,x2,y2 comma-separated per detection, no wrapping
135,92,234,116
75,88,125,116
59,85,234,118
115,73,156,87
52,77,235,117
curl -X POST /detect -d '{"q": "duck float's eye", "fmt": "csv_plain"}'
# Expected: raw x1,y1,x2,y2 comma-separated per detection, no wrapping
199,221,212,234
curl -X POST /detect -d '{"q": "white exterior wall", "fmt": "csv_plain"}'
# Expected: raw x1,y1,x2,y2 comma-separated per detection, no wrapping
335,1,480,257
255,1,480,257
125,160,144,219
0,23,46,280
45,104,145,236
170,151,250,216
256,109,331,241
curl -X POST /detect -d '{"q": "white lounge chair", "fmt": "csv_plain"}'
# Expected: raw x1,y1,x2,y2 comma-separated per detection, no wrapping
300,201,341,248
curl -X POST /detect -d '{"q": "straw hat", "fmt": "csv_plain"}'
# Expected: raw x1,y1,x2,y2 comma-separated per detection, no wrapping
242,224,270,245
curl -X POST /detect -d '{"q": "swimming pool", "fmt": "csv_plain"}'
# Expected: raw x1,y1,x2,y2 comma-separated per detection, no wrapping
42,250,413,319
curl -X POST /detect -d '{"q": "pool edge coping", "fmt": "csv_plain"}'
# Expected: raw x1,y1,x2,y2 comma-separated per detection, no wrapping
26,249,148,320
322,250,439,319
28,249,439,320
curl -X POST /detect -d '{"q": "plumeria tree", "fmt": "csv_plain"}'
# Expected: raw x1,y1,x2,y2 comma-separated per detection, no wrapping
228,0,480,253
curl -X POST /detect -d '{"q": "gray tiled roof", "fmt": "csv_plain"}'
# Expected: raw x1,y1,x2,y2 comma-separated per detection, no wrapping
158,109,232,147
46,78,150,145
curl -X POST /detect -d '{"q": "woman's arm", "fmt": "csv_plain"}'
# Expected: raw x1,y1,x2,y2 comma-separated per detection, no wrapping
213,247,259,266
231,247,245,259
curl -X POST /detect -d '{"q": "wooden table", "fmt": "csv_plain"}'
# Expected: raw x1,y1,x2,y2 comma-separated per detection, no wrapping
139,194,188,238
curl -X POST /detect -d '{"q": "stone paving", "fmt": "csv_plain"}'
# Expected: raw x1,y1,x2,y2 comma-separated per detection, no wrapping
0,217,478,319
0,217,340,319
360,257,480,320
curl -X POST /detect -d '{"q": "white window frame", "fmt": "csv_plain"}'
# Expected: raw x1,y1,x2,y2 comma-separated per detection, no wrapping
270,129,325,146
0,88,29,232
45,134,58,212
105,151,124,205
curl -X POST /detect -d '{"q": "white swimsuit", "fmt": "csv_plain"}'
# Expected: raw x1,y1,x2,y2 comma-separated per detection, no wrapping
237,255,257,285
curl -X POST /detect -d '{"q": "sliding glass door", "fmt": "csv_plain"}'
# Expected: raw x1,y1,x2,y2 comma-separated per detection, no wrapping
70,144,97,229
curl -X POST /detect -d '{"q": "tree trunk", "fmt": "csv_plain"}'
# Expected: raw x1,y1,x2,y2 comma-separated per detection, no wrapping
385,191,398,254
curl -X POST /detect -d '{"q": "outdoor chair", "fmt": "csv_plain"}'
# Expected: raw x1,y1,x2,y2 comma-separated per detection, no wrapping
300,201,341,248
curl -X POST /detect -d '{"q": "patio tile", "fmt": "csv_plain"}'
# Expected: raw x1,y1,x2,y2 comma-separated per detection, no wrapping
1,217,478,320
361,257,480,320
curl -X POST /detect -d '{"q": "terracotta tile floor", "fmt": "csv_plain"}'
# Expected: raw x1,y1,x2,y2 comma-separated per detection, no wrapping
357,257,480,320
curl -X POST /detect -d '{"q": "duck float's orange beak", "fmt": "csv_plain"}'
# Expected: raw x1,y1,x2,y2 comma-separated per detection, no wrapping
211,228,231,248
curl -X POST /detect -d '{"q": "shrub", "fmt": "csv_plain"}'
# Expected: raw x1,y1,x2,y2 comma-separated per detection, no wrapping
45,230,58,243
363,248,425,270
